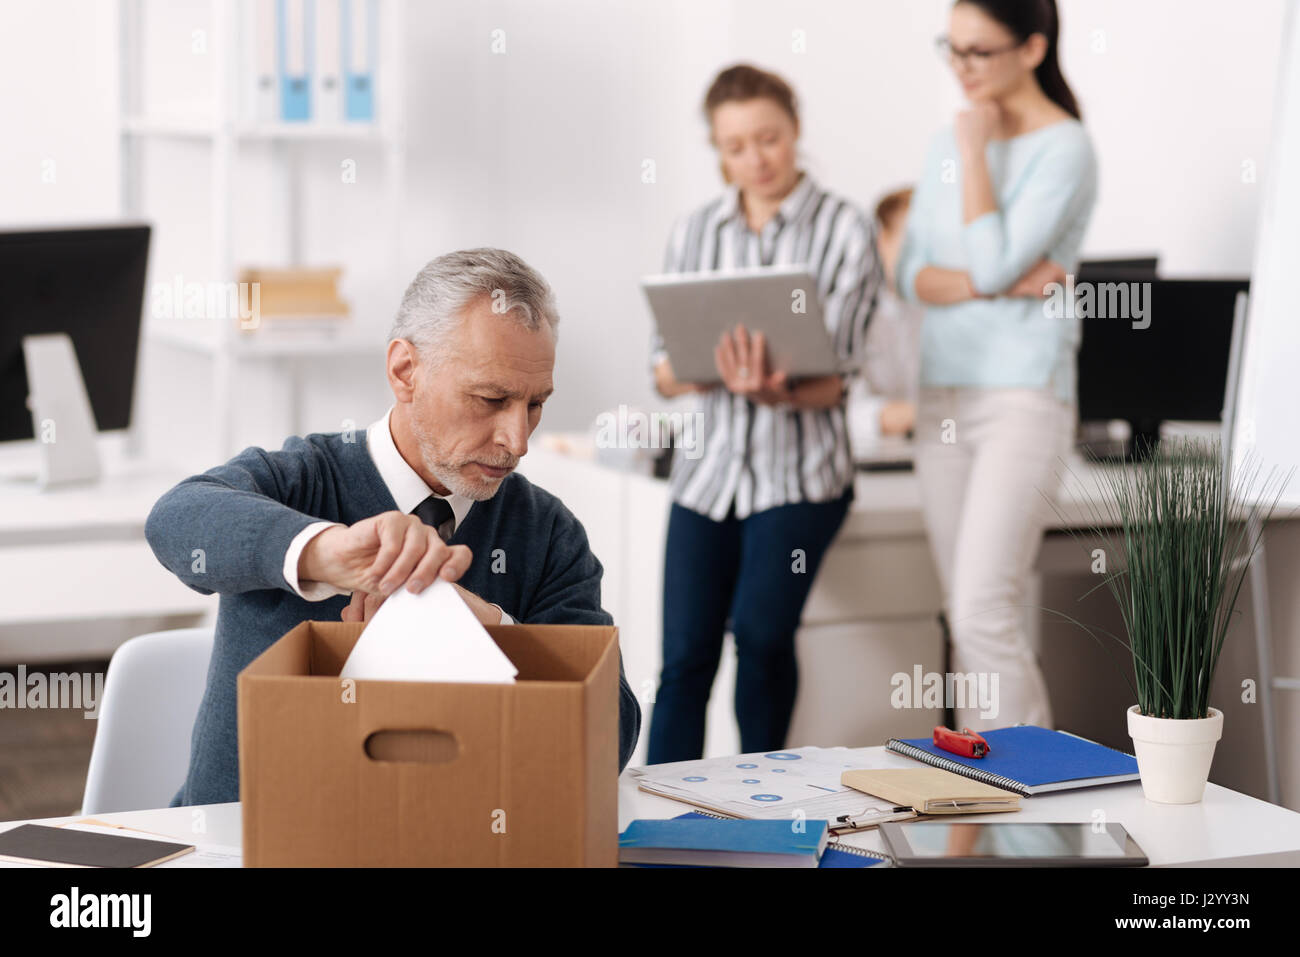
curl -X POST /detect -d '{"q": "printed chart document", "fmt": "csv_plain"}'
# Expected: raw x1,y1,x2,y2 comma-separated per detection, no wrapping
339,578,517,684
630,746,917,829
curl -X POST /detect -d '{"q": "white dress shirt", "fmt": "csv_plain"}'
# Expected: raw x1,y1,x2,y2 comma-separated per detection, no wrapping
281,406,514,623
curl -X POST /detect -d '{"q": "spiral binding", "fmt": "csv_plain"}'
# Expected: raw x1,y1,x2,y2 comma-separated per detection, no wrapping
825,840,894,864
886,738,1031,796
688,808,894,865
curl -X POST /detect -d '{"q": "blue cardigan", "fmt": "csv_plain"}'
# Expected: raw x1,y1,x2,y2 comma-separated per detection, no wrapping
145,429,642,806
895,119,1098,401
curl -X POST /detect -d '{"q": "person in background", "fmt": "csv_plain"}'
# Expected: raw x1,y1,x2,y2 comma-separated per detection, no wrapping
648,64,881,763
847,186,923,452
895,0,1098,729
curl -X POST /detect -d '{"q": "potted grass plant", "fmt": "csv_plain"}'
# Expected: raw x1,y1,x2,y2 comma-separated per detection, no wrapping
1062,437,1288,804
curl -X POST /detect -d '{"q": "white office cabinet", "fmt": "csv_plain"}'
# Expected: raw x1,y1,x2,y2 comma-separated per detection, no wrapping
786,619,946,750
802,538,942,624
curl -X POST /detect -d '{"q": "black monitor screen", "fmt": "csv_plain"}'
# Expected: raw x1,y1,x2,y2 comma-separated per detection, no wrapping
0,225,150,443
1077,257,1158,282
1076,277,1247,427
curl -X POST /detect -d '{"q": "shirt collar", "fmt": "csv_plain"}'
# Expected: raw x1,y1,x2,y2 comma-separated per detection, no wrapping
367,406,474,534
718,182,742,220
719,170,818,228
777,170,818,225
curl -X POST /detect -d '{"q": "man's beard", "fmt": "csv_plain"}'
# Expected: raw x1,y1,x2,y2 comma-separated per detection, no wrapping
409,410,513,502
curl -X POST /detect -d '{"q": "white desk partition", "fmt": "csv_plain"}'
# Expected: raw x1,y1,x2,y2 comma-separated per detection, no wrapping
1235,1,1300,486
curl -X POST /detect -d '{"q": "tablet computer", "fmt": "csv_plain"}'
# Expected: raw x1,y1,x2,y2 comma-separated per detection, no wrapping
879,821,1149,867
642,265,842,384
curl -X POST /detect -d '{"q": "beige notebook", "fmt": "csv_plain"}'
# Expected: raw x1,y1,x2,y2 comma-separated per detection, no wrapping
841,767,1022,814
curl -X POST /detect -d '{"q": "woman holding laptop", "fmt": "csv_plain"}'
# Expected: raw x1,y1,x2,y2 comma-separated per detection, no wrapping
647,64,882,763
895,0,1098,729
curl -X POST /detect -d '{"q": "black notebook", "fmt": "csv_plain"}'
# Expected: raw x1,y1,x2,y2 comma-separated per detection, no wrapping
0,824,195,868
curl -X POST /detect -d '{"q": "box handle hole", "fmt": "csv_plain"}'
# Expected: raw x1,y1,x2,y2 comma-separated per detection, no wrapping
364,729,460,764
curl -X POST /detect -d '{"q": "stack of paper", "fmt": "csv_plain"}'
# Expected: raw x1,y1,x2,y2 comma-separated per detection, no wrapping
630,746,916,829
339,579,517,684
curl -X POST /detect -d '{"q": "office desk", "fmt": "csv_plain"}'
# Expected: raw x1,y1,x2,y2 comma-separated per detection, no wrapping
0,444,213,660
620,757,1300,867
4,749,1299,866
0,452,187,549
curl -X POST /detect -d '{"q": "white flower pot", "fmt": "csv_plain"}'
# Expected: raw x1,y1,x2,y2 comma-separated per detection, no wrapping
1126,705,1224,804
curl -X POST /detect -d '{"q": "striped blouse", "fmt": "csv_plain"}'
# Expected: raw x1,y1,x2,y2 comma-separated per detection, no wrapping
652,172,882,521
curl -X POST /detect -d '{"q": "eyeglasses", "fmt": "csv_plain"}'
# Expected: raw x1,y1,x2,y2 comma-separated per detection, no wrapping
935,35,1024,68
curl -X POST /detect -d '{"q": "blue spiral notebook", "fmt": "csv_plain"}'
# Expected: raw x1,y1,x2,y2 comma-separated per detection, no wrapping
886,726,1139,796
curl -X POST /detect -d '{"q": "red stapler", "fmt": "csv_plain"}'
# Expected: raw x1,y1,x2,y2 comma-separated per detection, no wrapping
934,726,991,759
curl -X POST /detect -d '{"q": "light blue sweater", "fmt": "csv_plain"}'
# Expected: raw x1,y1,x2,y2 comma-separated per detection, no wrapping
895,119,1098,401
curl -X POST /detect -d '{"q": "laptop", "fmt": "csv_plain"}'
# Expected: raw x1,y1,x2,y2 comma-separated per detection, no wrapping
642,265,843,384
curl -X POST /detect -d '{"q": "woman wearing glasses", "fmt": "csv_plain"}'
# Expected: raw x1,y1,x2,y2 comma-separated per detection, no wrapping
896,0,1097,729
647,64,881,762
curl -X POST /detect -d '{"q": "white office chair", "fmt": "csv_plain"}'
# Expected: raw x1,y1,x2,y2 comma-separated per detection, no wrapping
80,626,214,815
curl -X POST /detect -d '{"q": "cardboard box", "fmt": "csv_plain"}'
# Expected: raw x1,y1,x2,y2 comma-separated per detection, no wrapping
238,620,620,867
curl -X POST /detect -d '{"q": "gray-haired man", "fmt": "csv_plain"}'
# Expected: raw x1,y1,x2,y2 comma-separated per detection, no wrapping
147,248,642,806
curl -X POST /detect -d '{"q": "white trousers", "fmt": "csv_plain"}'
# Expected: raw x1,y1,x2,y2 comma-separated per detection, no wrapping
913,387,1076,731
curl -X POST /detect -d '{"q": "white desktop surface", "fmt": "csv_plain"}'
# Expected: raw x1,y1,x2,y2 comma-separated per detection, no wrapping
4,748,1299,867
0,441,212,638
0,442,188,548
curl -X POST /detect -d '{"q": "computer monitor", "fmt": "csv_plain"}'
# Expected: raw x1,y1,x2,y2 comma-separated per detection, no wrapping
1077,256,1158,281
0,224,150,444
1075,276,1248,460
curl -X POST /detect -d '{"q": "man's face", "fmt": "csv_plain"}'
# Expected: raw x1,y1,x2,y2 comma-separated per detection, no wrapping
407,295,555,500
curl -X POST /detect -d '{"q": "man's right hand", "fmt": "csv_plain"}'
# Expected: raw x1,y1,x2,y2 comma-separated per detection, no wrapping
298,511,472,597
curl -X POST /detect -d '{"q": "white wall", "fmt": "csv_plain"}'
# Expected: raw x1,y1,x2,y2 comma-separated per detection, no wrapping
0,0,1288,461
727,0,949,205
0,0,119,224
1055,0,1286,274
397,0,947,433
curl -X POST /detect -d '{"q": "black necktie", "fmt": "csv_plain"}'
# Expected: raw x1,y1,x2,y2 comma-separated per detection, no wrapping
413,495,455,544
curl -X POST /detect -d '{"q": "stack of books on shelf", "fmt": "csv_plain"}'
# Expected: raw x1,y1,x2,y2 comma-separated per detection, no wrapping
237,266,350,334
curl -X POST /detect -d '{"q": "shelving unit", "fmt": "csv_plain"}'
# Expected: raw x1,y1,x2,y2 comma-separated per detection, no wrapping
118,0,406,455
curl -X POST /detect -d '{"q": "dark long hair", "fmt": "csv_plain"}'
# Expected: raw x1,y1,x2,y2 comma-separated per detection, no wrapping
959,0,1080,119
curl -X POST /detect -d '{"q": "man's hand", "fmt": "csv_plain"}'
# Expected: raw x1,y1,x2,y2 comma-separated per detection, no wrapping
1007,258,1067,298
714,325,792,406
299,510,471,597
341,582,504,627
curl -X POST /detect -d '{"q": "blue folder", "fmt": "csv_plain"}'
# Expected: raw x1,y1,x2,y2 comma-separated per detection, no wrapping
620,813,886,868
341,0,375,121
278,0,312,121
